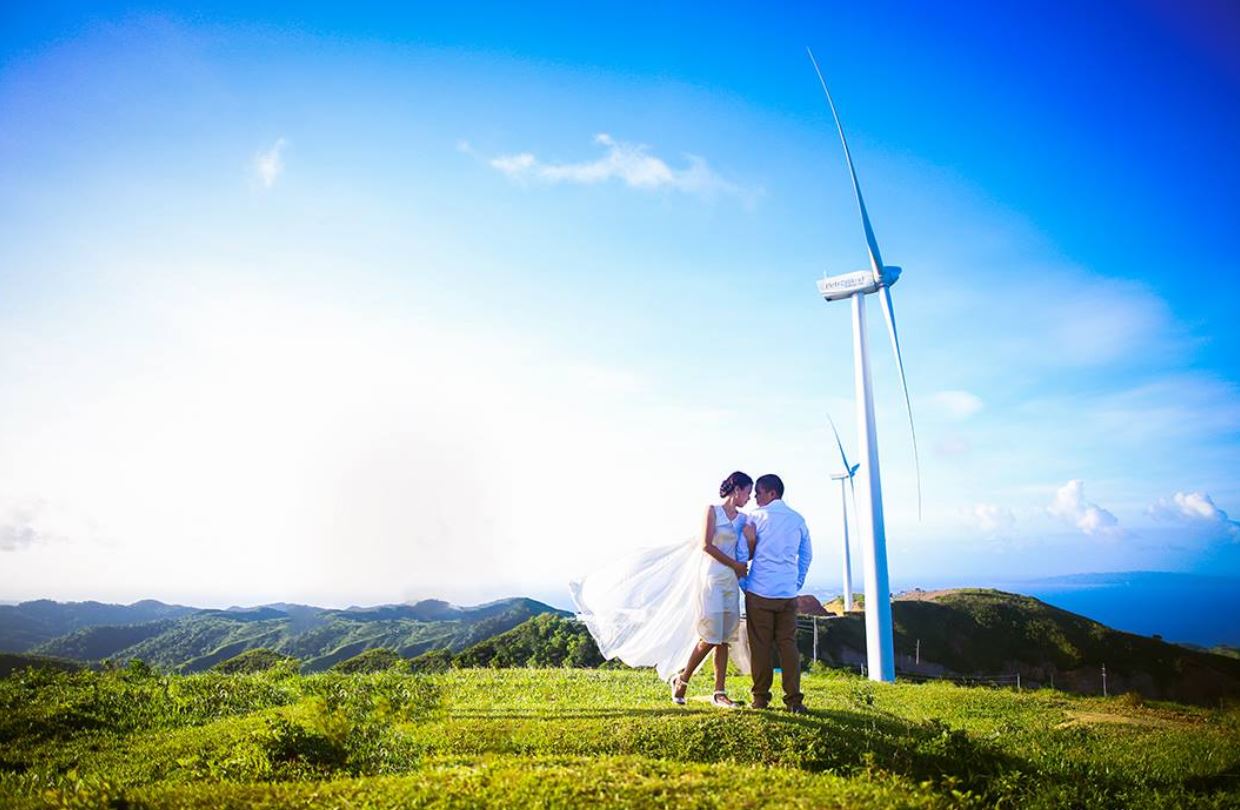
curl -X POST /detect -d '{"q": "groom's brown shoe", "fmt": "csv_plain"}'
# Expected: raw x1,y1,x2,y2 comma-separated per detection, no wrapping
786,704,809,715
751,700,770,710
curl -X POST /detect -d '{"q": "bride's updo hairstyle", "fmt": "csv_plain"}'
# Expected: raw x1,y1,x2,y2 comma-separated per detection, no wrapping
719,471,754,498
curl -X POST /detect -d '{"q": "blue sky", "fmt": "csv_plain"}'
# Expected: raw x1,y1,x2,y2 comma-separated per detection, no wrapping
1,2,1238,607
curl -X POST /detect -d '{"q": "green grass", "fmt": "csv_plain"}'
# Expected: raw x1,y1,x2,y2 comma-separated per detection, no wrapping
1,666,1237,808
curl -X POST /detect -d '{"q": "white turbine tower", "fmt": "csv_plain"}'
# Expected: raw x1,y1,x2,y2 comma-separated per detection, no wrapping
827,414,859,612
808,49,921,683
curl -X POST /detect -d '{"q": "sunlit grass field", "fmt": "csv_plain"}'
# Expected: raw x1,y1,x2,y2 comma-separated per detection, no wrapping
2,664,1237,808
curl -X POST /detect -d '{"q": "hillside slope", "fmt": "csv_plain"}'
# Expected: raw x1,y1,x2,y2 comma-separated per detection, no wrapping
453,613,604,668
814,589,1240,705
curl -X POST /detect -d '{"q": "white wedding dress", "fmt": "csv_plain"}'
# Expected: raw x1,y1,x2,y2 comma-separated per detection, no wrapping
569,505,751,681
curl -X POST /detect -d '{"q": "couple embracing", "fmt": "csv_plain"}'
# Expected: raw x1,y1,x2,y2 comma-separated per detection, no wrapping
571,471,812,713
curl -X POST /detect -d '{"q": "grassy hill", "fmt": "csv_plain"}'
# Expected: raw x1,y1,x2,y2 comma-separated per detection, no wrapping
332,648,407,673
453,613,605,668
212,649,299,674
0,666,1235,808
812,589,1240,706
25,598,564,673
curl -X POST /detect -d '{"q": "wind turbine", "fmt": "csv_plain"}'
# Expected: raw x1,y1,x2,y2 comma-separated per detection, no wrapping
808,48,921,683
827,414,859,612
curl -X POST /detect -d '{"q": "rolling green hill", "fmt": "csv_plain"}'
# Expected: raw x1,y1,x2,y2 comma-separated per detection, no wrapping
26,598,564,673
332,648,407,673
212,648,299,674
811,589,1240,705
453,613,605,668
29,619,179,661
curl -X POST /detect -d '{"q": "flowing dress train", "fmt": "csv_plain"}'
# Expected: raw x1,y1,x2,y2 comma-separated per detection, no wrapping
570,505,751,681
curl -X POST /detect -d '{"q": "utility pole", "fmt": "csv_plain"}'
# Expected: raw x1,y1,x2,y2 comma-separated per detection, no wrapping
915,638,920,666
1102,664,1108,697
812,616,819,664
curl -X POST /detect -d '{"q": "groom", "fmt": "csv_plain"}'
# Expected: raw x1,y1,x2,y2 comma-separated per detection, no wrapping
736,473,812,713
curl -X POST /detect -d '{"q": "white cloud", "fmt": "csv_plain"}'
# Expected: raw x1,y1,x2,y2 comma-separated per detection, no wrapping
0,501,42,551
485,133,742,199
1148,491,1240,540
0,497,99,552
973,503,1015,534
1047,480,1121,536
254,138,287,188
932,390,983,420
491,152,536,174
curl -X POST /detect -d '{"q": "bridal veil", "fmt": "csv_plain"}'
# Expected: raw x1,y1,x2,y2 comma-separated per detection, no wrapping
569,539,751,681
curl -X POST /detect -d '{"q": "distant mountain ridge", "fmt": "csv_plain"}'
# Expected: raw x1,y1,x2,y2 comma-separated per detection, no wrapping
0,599,197,652
2,597,567,673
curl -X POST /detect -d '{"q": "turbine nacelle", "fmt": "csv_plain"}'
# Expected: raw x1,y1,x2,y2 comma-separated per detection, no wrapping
829,463,860,482
816,266,902,302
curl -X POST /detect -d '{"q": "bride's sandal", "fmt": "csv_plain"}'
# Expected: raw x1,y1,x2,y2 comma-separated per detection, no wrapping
712,691,739,709
671,671,689,705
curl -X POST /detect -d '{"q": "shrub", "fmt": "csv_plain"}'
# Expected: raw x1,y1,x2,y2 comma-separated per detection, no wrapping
333,649,409,674
409,648,455,673
214,649,300,674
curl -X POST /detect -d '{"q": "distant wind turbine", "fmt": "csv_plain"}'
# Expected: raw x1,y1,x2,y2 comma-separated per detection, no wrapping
808,48,922,683
827,414,859,612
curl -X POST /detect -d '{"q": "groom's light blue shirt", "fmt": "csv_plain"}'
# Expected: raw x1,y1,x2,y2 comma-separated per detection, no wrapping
736,499,812,599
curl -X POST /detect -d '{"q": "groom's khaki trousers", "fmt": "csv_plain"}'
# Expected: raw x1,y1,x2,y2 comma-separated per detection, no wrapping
744,592,803,708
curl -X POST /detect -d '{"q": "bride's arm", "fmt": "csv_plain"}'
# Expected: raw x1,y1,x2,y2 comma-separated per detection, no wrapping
701,506,747,576
743,522,757,557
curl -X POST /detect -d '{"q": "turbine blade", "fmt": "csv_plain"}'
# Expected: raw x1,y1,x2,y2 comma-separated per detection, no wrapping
828,413,861,522
826,412,853,475
879,284,923,520
806,47,884,280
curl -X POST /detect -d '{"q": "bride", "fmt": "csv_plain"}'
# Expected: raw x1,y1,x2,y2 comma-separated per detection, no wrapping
569,471,756,708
